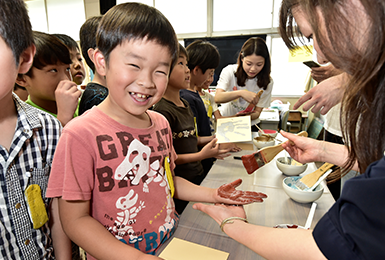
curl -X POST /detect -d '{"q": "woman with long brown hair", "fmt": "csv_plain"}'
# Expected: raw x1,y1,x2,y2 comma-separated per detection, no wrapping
194,0,385,259
214,37,273,126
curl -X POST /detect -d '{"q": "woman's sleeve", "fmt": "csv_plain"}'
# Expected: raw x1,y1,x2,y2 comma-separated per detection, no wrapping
216,65,233,91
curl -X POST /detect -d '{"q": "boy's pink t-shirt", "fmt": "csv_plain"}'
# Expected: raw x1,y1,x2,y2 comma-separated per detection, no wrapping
47,107,179,256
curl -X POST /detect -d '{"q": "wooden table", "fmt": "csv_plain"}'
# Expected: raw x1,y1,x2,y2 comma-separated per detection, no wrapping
157,147,335,259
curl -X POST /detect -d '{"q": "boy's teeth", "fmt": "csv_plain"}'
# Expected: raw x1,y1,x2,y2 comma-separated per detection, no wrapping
131,92,148,99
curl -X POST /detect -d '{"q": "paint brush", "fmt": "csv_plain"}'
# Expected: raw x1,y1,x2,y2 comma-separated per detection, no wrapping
295,163,335,190
241,131,308,174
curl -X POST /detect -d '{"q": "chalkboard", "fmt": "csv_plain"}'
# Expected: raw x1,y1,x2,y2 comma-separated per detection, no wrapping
184,34,267,86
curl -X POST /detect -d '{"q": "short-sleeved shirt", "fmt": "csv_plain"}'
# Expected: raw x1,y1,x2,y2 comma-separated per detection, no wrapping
180,89,212,137
78,82,108,115
313,156,385,259
25,96,79,118
46,107,179,258
153,98,204,182
200,90,218,134
1,94,62,259
216,64,273,125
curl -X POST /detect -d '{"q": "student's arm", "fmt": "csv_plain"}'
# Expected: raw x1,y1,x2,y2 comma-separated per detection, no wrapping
50,198,72,260
214,88,261,105
58,199,161,260
173,177,266,204
192,203,326,260
249,106,263,120
175,138,231,165
55,80,82,126
213,110,222,120
197,135,214,146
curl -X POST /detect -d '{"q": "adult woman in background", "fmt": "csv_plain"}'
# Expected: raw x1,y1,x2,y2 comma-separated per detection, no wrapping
194,0,385,259
214,37,273,126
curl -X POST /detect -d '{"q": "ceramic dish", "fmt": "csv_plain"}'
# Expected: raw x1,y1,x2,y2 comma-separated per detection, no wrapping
282,176,324,203
276,157,308,176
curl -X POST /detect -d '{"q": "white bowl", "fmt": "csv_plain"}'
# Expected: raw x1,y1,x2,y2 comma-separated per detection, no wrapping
282,176,324,203
276,157,308,176
258,129,278,138
253,136,275,149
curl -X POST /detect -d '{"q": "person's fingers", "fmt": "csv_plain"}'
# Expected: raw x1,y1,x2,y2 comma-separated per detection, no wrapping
293,95,312,110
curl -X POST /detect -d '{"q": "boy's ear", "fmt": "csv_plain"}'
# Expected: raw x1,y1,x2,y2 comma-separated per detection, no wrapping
192,66,201,75
15,74,29,88
18,45,36,75
87,48,95,63
93,49,107,76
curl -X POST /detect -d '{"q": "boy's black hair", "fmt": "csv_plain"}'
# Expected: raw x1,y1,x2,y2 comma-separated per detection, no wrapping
79,16,102,73
0,0,33,66
178,43,188,60
52,33,79,52
96,2,178,70
26,31,72,77
186,40,220,73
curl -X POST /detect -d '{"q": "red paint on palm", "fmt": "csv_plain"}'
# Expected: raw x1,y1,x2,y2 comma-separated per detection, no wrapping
218,179,267,203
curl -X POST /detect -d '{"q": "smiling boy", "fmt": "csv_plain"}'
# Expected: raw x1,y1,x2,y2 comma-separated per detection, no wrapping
46,3,266,260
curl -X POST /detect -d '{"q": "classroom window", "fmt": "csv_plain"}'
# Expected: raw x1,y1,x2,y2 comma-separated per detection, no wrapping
155,0,207,34
45,0,85,41
25,0,48,33
213,0,273,32
270,36,312,96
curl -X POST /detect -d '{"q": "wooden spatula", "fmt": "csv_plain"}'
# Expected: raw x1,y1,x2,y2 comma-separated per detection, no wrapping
296,162,335,190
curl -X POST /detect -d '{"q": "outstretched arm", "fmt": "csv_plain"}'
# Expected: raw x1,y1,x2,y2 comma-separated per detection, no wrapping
280,131,359,171
193,203,326,260
173,177,267,204
293,72,348,115
215,88,261,105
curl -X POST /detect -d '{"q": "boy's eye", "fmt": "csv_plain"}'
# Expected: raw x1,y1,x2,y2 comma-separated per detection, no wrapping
156,70,168,76
50,69,58,72
178,61,184,65
129,64,140,69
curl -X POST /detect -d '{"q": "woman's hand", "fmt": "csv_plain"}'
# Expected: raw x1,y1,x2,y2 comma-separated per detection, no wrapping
293,73,346,114
241,90,261,105
193,203,246,226
280,131,326,163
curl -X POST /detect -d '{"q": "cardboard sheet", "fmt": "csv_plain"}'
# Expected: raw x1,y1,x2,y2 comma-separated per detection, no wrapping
159,238,229,260
216,116,252,143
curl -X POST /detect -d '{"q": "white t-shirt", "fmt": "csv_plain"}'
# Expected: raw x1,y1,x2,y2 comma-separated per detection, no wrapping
324,103,342,137
216,64,273,125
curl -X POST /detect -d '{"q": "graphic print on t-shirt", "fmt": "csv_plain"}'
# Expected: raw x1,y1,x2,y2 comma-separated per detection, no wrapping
95,129,178,253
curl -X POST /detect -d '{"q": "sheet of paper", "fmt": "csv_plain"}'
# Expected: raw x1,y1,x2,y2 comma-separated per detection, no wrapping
216,116,252,143
159,238,229,260
288,45,313,62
